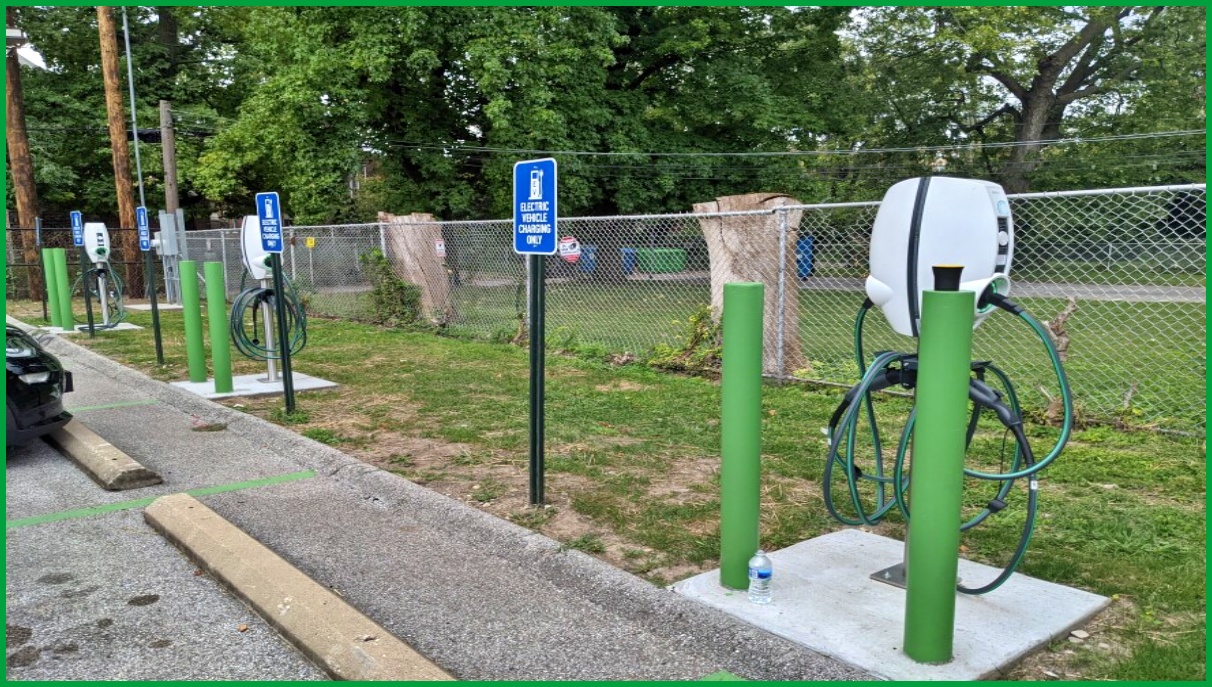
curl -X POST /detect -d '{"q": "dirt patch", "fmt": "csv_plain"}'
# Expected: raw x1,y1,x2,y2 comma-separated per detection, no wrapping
1002,596,1136,680
594,380,650,393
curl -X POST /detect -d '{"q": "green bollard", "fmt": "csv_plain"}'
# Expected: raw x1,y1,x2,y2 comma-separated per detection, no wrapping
43,248,62,328
179,260,207,383
53,249,74,331
903,269,975,664
204,262,234,393
719,282,765,590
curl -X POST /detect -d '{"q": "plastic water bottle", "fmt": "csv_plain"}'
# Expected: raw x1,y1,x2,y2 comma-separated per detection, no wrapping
747,549,772,604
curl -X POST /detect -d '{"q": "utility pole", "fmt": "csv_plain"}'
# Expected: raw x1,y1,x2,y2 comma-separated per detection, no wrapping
5,7,42,300
97,6,141,292
160,100,179,213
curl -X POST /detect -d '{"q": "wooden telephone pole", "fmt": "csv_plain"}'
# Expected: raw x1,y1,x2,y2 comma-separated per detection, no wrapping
5,6,42,299
97,6,141,292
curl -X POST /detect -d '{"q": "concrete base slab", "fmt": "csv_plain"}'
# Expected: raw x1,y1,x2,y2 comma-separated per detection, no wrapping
36,322,144,335
673,530,1110,681
127,302,184,311
171,372,338,400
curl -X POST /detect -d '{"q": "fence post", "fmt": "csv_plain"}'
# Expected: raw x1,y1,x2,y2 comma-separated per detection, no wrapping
35,217,47,320
775,208,788,380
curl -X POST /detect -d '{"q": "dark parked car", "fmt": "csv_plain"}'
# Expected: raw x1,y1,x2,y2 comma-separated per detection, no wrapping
6,325,73,447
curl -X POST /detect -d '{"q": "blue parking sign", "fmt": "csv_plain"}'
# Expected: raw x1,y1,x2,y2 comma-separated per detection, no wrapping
137,206,151,251
256,192,284,254
70,211,84,246
513,158,557,255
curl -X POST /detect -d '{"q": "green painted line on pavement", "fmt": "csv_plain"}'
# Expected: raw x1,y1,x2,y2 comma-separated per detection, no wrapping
699,670,747,681
6,470,317,530
70,399,160,413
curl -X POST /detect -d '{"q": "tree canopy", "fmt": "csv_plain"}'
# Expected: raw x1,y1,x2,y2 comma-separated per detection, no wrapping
7,5,1205,225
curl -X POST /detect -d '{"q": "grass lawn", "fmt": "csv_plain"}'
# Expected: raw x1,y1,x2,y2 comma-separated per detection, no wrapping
311,279,1203,429
9,298,1205,681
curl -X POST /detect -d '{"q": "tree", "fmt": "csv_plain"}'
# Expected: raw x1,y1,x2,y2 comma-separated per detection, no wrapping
193,6,855,223
849,6,1206,192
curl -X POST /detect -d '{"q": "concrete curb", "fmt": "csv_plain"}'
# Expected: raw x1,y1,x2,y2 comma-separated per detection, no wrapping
44,419,163,491
145,493,453,682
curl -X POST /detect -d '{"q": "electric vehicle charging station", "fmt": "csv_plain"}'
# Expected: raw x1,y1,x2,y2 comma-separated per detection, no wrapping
43,221,142,334
170,212,337,400
675,177,1108,680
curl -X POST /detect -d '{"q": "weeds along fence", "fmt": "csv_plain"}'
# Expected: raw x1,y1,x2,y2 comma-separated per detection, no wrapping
169,183,1203,431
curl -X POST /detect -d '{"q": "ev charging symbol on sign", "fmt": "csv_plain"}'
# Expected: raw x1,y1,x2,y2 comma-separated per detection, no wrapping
137,206,151,251
513,158,557,255
70,211,84,247
255,192,284,254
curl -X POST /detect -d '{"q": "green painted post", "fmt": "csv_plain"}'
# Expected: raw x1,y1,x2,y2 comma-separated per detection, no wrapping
179,260,207,383
903,270,974,664
204,262,233,393
719,282,764,590
43,248,62,328
53,249,74,330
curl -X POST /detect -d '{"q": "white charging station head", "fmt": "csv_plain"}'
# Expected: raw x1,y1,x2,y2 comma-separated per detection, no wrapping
866,177,1013,337
83,222,111,264
240,215,272,281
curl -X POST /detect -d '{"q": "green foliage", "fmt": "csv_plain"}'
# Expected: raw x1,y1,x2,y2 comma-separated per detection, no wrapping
357,248,424,327
647,305,722,375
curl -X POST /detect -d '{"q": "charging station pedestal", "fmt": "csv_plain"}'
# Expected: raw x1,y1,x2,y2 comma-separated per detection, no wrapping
171,214,336,400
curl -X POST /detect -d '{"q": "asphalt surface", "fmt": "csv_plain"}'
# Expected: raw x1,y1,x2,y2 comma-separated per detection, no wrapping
5,321,871,681
5,440,326,680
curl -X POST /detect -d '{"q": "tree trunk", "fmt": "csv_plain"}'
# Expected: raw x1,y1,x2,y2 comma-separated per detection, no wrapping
378,212,454,324
6,6,42,300
695,193,804,377
97,6,142,294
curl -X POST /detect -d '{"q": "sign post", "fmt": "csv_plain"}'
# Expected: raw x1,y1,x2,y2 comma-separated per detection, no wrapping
514,158,557,505
70,211,96,336
256,191,296,413
137,206,164,363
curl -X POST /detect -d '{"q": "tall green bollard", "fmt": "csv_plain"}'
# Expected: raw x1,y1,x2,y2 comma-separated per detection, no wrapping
53,249,74,331
719,282,765,590
903,266,975,664
43,248,62,328
179,260,207,383
204,262,234,393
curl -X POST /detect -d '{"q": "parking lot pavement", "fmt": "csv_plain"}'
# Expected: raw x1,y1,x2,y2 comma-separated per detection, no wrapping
5,440,326,681
5,323,871,681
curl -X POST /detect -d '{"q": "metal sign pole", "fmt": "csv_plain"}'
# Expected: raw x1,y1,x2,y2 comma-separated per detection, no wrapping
78,247,96,336
35,217,47,321
528,253,546,505
270,253,296,413
513,157,557,506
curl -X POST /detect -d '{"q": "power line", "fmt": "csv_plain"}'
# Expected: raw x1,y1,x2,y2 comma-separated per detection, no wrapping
380,130,1205,159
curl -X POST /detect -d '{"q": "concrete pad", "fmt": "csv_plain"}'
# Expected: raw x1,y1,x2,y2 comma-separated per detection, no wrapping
127,302,184,311
36,322,144,335
144,493,453,681
171,372,338,399
44,419,163,491
673,530,1110,681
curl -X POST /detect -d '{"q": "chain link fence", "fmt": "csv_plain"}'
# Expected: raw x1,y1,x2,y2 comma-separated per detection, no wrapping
136,183,1208,431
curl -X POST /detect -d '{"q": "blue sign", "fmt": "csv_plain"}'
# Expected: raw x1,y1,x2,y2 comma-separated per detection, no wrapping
255,192,284,254
70,211,84,246
513,158,557,255
136,206,151,251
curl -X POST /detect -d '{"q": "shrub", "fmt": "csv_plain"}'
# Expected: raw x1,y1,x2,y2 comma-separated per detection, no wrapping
647,305,722,375
358,248,423,326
